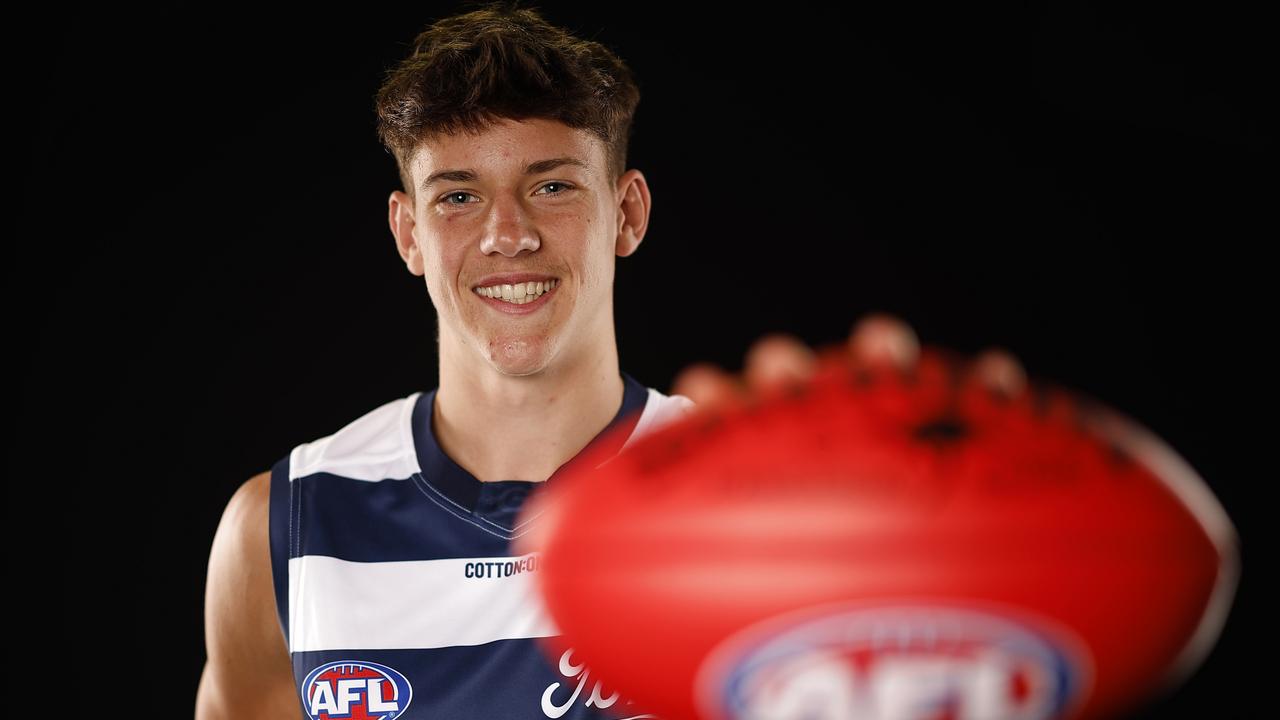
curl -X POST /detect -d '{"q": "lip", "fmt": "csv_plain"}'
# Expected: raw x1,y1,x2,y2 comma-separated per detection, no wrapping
474,281,558,315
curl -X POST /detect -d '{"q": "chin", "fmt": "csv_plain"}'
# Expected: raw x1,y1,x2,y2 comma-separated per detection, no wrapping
487,339,554,377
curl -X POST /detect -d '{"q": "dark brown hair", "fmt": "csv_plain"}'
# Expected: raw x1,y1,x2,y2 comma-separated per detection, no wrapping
374,1,641,200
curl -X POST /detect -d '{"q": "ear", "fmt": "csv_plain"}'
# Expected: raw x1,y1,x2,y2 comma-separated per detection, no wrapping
614,168,651,258
389,190,424,276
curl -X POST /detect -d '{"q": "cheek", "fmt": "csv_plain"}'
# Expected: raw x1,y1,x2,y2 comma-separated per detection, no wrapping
418,242,458,309
573,213,614,288
419,234,458,279
588,239,617,289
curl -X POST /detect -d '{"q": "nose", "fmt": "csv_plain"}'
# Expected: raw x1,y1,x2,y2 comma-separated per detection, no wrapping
479,200,541,257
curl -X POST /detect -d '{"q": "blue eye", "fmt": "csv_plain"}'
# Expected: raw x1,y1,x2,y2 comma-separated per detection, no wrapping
443,192,475,205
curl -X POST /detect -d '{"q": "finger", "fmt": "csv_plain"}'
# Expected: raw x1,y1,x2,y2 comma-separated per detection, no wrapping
970,347,1028,398
744,333,817,393
848,312,920,370
671,362,747,408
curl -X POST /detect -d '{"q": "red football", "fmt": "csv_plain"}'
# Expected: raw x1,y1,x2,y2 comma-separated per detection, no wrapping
516,344,1240,720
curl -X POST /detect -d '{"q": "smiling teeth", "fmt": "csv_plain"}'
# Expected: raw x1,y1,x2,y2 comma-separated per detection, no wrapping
475,279,558,304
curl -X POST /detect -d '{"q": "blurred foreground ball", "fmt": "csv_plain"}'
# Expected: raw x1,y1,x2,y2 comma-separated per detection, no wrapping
516,344,1239,720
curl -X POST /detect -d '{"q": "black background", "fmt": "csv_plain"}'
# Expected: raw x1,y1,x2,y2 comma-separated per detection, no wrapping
21,1,1270,716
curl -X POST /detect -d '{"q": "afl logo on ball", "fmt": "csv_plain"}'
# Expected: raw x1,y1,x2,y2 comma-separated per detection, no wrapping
695,601,1093,720
300,660,413,720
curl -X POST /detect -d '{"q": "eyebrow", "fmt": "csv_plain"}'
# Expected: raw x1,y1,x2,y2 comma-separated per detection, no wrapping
420,156,590,194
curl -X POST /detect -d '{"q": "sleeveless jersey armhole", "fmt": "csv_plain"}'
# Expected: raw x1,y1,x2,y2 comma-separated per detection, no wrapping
267,451,293,649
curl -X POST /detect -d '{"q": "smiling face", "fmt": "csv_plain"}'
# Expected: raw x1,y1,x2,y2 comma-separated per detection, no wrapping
388,117,650,379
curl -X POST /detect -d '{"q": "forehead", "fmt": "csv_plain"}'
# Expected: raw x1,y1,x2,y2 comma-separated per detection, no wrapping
410,117,605,187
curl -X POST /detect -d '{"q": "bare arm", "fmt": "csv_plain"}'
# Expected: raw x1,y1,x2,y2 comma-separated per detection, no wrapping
195,471,303,719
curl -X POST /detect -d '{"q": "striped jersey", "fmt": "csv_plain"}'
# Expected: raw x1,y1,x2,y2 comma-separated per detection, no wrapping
268,371,695,719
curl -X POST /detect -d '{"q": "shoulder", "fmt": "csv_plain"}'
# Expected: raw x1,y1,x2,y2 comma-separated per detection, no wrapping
219,470,271,543
287,392,422,482
206,470,274,631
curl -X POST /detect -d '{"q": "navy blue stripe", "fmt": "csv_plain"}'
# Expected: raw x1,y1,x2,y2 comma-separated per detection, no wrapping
293,471,516,561
268,452,292,642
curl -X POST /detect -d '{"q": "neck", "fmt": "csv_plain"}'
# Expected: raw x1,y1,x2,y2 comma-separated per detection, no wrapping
433,330,624,483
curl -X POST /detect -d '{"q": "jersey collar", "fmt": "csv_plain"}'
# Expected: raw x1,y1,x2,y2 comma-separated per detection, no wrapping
411,371,650,515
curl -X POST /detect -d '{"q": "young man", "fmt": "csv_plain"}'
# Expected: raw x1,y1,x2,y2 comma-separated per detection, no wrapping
195,4,1026,719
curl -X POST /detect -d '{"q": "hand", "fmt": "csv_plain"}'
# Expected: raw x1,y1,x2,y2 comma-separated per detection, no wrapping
671,312,1028,407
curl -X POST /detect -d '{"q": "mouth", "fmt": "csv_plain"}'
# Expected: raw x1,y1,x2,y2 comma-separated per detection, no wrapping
472,278,559,314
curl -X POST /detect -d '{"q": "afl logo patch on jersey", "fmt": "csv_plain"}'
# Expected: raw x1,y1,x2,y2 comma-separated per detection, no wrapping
695,601,1092,720
301,660,413,720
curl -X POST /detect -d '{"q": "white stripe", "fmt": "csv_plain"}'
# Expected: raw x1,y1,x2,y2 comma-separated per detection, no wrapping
289,393,423,483
619,389,696,454
287,387,694,484
288,554,558,653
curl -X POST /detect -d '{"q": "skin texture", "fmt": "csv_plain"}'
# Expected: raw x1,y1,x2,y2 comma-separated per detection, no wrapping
195,116,1029,718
